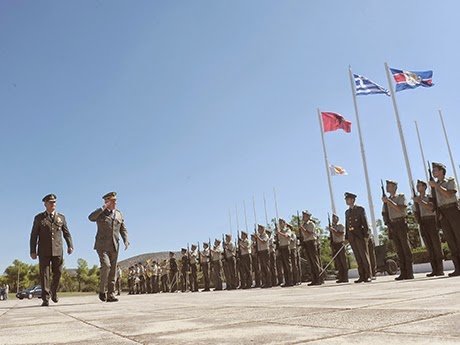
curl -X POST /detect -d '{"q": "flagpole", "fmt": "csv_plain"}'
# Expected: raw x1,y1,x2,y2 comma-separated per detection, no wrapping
317,108,337,215
414,121,430,182
229,208,232,238
439,109,459,185
348,66,378,241
385,63,423,246
384,63,415,190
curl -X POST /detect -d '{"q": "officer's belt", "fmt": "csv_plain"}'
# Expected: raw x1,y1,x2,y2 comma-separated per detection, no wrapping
390,217,406,223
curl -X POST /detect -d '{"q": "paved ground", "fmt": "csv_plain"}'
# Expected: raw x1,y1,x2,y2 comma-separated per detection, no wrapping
1,273,459,345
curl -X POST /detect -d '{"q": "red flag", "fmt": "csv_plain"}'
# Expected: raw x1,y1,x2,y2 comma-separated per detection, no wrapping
321,112,352,133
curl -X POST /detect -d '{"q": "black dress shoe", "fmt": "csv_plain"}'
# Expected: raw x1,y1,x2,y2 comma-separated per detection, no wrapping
99,292,107,302
106,296,119,302
51,294,59,303
448,271,460,277
405,275,414,280
354,279,364,283
394,275,404,281
363,278,372,283
426,272,436,277
41,300,49,307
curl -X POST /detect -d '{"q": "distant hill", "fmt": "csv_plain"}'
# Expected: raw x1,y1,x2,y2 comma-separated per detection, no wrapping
118,251,180,268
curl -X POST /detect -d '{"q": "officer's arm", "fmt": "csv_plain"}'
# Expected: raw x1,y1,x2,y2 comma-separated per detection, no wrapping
62,217,74,251
360,208,370,238
88,208,104,222
120,218,129,246
30,216,40,255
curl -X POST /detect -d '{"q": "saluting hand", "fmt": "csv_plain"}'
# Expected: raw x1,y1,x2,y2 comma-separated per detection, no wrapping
30,253,37,260
125,242,130,250
68,247,74,255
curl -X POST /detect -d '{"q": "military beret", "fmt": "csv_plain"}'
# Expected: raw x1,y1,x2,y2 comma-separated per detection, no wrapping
215,239,221,244
257,224,265,229
278,218,286,223
332,213,338,218
432,162,446,170
241,231,247,236
169,251,175,255
181,248,187,252
344,192,357,199
191,244,197,248
266,229,272,235
302,210,312,216
386,180,398,186
42,194,57,202
102,191,117,200
203,242,209,246
417,179,428,187
225,233,231,238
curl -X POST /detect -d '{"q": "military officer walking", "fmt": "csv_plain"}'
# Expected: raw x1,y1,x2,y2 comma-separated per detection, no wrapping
88,192,130,302
345,192,372,283
382,181,414,280
430,162,460,276
30,194,74,306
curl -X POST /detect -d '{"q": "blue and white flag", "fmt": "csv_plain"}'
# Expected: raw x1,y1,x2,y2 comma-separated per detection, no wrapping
354,74,390,96
390,68,434,92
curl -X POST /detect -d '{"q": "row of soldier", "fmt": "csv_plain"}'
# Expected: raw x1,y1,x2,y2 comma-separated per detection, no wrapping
126,211,375,293
125,161,460,293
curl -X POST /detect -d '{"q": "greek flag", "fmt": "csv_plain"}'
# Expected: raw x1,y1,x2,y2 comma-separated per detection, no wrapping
354,74,390,96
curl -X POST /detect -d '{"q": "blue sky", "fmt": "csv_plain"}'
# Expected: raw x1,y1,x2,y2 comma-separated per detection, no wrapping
1,1,459,272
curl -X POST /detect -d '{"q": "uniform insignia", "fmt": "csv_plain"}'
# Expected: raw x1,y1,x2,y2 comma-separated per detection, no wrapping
57,217,62,222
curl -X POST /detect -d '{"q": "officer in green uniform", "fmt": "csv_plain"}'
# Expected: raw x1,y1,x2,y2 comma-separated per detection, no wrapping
382,181,414,280
430,162,460,276
344,192,371,283
88,192,130,302
30,194,74,306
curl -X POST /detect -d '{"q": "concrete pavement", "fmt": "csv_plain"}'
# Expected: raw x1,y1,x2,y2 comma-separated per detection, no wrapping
1,273,459,345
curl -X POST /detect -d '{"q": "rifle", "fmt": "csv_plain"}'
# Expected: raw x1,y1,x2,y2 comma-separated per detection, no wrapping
236,230,240,259
208,237,212,275
381,179,392,239
327,212,333,248
428,161,440,227
297,211,302,242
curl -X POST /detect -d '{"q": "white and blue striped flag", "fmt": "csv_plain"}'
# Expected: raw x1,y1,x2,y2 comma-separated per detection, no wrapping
354,74,390,96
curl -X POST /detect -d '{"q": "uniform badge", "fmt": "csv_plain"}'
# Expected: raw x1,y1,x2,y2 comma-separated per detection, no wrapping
57,217,62,223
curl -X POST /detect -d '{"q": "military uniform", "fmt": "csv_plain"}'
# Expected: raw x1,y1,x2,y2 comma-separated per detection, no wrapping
189,245,199,292
330,220,348,283
268,232,278,286
169,253,178,292
300,213,322,286
251,234,261,288
116,266,122,295
223,236,237,290
382,183,413,280
200,244,211,291
238,232,252,289
152,261,160,293
180,249,190,292
345,192,372,283
289,229,300,285
30,194,73,305
211,241,223,290
432,163,460,276
256,226,272,288
88,192,129,301
277,220,293,287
